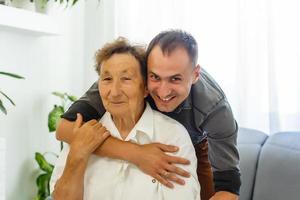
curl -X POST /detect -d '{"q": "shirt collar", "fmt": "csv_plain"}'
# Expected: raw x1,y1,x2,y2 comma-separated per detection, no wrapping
172,93,192,114
100,103,154,142
127,102,154,142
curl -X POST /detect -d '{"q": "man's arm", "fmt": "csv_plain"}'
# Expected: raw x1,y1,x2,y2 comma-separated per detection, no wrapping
52,114,110,200
204,101,240,200
56,118,190,188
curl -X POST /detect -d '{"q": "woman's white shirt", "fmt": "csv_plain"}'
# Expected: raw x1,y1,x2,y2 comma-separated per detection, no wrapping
50,103,200,200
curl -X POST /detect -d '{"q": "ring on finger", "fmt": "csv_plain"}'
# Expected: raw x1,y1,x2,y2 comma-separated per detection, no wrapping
162,171,170,178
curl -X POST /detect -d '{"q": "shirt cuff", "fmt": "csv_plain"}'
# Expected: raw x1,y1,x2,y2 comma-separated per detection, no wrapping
61,101,100,122
213,170,241,195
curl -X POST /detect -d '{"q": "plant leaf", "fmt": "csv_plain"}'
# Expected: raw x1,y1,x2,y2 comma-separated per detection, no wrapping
72,0,78,6
51,91,65,99
35,173,52,199
48,105,64,132
0,100,7,115
0,71,24,79
35,152,54,173
0,90,15,106
67,95,77,102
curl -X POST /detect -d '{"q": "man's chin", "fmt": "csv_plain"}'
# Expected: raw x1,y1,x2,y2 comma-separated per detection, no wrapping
155,104,176,113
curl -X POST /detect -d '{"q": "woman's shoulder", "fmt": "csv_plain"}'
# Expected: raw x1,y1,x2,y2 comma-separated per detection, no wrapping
152,110,190,140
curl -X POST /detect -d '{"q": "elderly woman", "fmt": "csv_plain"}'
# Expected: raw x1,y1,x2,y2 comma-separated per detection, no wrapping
50,38,200,200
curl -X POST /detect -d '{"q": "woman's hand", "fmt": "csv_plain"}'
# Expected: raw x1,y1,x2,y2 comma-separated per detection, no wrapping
70,113,110,160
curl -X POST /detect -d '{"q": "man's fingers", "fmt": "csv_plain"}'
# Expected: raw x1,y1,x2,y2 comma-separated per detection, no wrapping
157,143,179,153
166,164,190,178
167,155,190,165
166,173,186,185
158,170,185,186
154,175,174,189
74,113,83,130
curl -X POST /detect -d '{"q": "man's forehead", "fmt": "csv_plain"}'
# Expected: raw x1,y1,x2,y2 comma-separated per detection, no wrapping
150,45,188,56
148,69,182,78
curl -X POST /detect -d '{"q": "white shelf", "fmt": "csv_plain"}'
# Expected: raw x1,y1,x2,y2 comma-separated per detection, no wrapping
0,5,59,35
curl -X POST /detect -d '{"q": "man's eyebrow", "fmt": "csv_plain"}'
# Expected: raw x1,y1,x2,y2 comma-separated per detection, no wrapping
148,71,182,79
148,71,157,75
170,74,182,77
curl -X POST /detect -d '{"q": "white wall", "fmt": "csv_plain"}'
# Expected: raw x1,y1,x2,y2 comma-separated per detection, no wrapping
83,0,116,88
0,2,86,199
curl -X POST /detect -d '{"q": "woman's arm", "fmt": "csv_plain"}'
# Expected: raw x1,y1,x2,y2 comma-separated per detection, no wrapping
52,149,88,200
52,114,110,200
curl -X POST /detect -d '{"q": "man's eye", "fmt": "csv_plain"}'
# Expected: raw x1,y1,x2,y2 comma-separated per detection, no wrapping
171,77,182,82
149,74,160,81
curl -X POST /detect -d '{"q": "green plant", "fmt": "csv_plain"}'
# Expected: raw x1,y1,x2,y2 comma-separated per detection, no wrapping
34,152,55,200
0,71,24,115
35,0,82,11
48,91,77,133
34,91,77,200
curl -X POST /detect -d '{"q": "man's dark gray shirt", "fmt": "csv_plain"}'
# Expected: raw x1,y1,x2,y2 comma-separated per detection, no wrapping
62,69,241,195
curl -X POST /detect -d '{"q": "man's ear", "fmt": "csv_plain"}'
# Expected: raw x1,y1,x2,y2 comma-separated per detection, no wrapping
144,86,149,98
192,64,201,84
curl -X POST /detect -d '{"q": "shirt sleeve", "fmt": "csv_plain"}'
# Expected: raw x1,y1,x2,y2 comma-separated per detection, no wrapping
162,125,200,200
202,100,241,195
61,81,106,122
49,145,70,193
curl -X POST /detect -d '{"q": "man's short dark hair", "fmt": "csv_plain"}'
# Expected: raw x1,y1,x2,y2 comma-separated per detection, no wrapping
146,30,198,66
95,37,147,82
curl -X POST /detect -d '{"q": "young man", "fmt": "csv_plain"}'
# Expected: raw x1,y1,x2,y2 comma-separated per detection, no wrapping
56,30,240,200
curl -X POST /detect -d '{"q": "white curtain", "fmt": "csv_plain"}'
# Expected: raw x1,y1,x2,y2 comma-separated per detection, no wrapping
94,0,300,134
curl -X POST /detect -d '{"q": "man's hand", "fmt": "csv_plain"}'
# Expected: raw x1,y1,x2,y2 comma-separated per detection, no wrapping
70,113,110,159
209,191,238,200
132,143,191,188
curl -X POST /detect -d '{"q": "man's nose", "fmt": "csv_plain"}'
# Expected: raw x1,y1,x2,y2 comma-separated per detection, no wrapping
157,81,172,98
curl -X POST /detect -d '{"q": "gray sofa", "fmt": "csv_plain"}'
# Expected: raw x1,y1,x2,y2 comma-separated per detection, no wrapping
237,128,300,200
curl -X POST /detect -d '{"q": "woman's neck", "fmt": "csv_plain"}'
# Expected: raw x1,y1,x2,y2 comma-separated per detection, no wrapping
112,103,145,140
113,117,136,139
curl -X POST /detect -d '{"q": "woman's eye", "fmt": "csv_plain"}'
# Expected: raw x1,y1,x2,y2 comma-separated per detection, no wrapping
102,77,112,81
122,77,131,80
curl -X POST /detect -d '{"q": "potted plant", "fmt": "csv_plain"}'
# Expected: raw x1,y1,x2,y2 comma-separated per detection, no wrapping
34,91,77,200
0,71,24,115
34,0,80,13
9,0,35,11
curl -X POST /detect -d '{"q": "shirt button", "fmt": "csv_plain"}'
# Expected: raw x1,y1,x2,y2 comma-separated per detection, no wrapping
152,179,156,183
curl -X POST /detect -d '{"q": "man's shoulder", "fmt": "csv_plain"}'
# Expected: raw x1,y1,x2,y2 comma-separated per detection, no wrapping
191,69,228,115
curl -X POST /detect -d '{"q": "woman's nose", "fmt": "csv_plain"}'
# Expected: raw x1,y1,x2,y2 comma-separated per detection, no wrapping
110,81,122,96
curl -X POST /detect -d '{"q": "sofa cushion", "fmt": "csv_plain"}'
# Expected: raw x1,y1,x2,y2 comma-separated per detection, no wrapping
252,132,300,200
237,128,268,200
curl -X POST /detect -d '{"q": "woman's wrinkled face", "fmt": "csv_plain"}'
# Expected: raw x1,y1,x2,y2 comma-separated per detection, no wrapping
98,53,147,119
